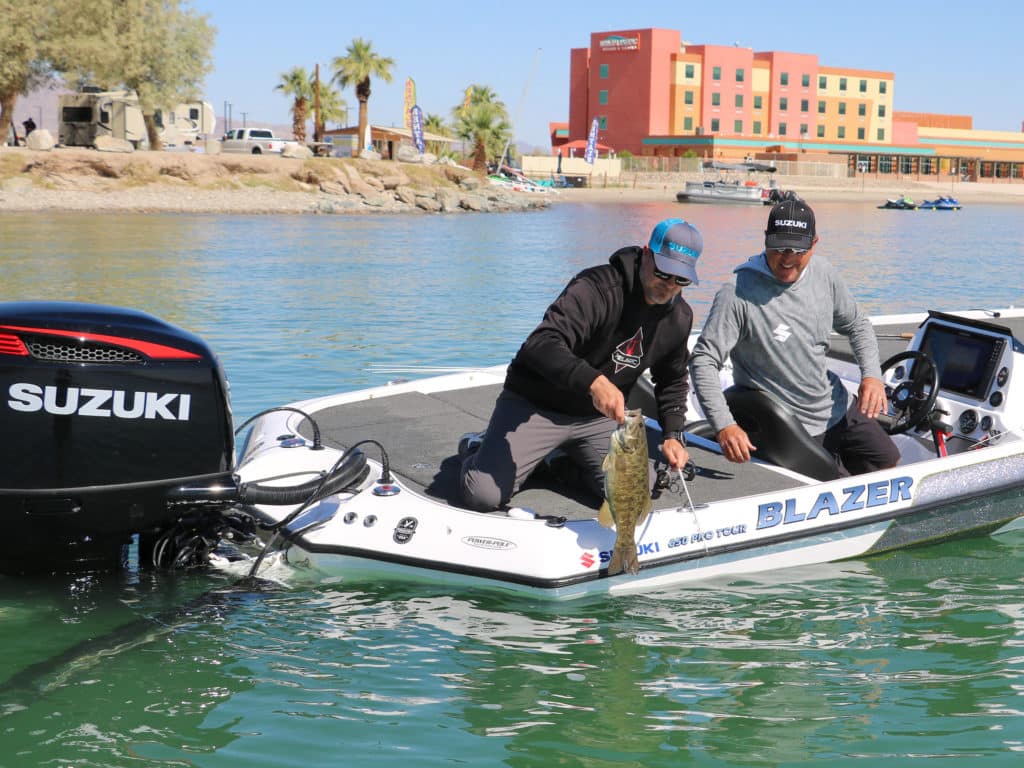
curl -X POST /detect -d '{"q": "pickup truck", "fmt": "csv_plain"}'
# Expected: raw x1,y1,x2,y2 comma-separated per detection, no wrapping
220,128,295,155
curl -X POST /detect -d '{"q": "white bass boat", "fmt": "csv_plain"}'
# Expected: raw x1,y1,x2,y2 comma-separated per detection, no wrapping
233,307,1024,598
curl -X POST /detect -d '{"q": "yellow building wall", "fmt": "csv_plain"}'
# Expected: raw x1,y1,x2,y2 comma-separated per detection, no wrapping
751,62,770,137
670,55,702,135
817,66,893,145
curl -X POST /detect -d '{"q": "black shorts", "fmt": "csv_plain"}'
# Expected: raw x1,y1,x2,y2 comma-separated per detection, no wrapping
817,397,901,476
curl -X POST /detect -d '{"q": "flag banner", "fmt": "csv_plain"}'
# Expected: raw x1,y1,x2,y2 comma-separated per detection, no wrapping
584,118,599,164
410,104,425,153
403,78,416,130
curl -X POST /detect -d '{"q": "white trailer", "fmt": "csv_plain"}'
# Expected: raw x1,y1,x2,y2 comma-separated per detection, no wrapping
58,89,215,149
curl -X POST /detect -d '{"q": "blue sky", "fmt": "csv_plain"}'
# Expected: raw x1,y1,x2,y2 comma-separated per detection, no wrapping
196,0,1024,149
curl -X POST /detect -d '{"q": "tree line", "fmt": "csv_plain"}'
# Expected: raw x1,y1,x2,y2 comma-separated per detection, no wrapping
0,0,214,149
280,38,513,171
1,6,513,168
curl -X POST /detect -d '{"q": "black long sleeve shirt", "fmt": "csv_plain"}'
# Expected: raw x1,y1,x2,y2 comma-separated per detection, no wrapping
504,246,694,433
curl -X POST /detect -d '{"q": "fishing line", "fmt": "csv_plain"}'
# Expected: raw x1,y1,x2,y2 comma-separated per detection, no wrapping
677,467,709,555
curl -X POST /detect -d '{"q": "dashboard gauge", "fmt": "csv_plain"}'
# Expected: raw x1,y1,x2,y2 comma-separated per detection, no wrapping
979,415,993,432
990,391,1004,407
958,409,979,434
997,367,1009,387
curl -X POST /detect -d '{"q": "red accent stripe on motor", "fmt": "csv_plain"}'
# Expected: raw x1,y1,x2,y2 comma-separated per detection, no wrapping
0,325,202,360
0,333,29,356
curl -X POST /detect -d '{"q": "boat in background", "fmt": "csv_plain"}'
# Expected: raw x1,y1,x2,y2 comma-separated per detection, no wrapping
676,160,777,205
919,195,962,211
878,195,918,210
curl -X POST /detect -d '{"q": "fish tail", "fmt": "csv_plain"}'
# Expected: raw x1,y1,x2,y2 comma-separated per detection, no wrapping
608,544,640,576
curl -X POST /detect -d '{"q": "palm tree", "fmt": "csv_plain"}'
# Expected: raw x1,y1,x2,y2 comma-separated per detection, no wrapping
313,81,348,140
453,101,511,173
330,38,394,157
451,84,511,171
423,112,450,157
275,66,311,143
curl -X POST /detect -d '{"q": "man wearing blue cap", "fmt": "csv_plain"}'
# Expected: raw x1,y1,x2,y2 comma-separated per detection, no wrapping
459,218,701,512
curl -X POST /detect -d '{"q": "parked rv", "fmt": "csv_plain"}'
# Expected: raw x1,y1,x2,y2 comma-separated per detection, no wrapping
58,88,215,149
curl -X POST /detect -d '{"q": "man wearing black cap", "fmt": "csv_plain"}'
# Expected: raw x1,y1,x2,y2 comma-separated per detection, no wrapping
690,198,899,475
459,218,701,512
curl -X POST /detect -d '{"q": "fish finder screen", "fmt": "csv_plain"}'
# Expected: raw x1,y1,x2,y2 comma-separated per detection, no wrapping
919,324,1002,400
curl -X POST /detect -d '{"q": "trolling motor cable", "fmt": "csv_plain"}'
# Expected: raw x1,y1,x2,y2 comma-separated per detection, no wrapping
244,438,393,581
233,406,324,450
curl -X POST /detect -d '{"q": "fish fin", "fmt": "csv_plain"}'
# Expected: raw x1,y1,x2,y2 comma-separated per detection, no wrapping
607,547,623,575
598,500,614,528
601,452,612,472
624,548,640,575
608,545,639,576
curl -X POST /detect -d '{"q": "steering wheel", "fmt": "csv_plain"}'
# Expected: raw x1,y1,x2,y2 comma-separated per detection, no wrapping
877,351,939,434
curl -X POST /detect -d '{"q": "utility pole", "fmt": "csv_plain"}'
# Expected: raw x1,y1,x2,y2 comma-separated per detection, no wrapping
314,63,321,143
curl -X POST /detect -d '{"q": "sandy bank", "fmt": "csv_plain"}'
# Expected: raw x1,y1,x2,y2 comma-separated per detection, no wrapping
1,146,1022,213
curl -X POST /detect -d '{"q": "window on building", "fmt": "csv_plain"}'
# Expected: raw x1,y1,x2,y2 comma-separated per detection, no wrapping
711,118,720,132
838,102,846,115
779,97,788,111
780,72,789,86
879,81,887,94
685,91,694,105
598,90,608,105
857,127,865,140
735,94,743,108
779,122,787,136
838,126,846,138
800,99,809,112
817,125,825,138
712,66,721,81
712,92,721,106
685,64,695,78
734,119,743,133
753,121,762,135
858,103,866,117
900,156,914,174
818,100,826,114
859,79,867,93
819,75,827,89
800,124,808,137
802,73,810,87
599,64,609,79
684,116,693,131
736,68,744,82
839,77,847,91
754,95,763,110
598,116,607,130
879,156,893,173
877,128,885,141
878,104,886,117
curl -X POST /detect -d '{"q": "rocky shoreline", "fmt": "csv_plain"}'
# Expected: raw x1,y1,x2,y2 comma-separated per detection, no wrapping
2,145,1023,214
0,147,552,215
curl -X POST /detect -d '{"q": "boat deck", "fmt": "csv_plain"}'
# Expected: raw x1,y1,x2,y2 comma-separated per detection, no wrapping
298,310,1024,522
300,383,805,522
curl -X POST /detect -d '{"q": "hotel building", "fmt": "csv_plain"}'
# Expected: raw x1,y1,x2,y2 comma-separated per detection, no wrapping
563,28,1024,181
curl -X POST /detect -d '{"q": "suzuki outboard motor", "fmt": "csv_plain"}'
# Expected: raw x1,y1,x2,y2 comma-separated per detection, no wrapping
0,301,235,571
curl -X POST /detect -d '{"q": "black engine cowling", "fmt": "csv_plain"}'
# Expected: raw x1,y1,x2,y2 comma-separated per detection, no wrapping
0,301,235,571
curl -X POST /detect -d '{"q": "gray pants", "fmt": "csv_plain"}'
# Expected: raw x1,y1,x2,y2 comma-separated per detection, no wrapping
459,388,616,512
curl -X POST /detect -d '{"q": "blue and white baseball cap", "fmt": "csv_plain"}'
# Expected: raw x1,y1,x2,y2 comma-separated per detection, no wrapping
648,218,702,285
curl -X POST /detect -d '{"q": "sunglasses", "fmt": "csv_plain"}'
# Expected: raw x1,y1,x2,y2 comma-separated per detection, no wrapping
652,267,692,287
769,247,809,256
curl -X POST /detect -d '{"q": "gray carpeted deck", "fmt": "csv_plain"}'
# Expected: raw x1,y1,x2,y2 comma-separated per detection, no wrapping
298,383,805,520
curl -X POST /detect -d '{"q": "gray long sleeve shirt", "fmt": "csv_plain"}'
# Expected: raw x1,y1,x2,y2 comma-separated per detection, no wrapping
689,252,881,436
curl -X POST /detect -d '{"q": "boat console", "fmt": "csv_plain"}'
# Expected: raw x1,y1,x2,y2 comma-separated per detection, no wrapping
892,311,1020,455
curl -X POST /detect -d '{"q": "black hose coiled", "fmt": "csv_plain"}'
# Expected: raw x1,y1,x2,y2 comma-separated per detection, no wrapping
237,448,367,506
